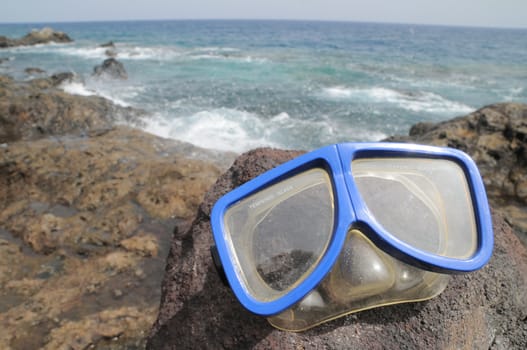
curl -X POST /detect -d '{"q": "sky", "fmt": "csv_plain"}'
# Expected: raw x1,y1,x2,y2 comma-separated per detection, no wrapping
2,0,527,29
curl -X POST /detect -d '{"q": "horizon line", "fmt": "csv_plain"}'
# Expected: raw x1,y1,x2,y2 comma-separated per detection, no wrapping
0,18,526,31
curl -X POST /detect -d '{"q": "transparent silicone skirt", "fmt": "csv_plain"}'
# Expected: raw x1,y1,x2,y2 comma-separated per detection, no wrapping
268,229,450,331
210,143,493,331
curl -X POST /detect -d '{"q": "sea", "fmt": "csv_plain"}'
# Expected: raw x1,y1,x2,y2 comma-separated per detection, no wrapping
1,20,526,153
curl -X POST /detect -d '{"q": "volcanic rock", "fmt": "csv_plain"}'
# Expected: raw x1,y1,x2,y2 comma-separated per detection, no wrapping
0,74,235,349
146,147,527,349
93,58,128,80
24,67,46,75
100,41,116,48
0,127,231,349
0,27,72,48
0,74,142,143
387,102,527,243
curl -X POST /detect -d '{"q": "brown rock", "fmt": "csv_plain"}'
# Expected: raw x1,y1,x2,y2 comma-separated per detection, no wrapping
120,233,159,257
0,74,144,143
387,102,527,243
0,27,73,48
146,147,527,349
0,126,233,348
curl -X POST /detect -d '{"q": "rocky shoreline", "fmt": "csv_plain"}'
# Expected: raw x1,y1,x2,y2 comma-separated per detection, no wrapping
1,71,526,349
1,28,526,350
0,73,235,349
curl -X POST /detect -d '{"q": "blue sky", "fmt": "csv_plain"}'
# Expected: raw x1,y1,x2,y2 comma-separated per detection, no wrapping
2,0,527,28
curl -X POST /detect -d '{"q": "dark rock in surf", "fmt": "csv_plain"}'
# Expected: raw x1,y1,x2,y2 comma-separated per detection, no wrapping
0,73,141,143
24,67,46,75
100,41,115,48
93,58,128,80
0,27,73,48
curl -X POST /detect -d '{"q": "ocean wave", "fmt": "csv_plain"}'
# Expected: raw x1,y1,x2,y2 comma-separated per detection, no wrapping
320,86,474,114
185,51,267,64
54,43,265,64
56,46,108,59
59,79,133,107
140,109,276,153
1,42,70,53
56,44,183,61
502,86,525,101
60,81,96,96
138,108,388,153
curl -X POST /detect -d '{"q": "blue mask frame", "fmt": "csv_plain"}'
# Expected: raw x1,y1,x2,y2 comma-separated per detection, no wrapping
210,142,493,316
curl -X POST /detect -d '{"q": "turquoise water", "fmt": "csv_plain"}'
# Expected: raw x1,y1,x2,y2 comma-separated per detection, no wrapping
1,20,526,152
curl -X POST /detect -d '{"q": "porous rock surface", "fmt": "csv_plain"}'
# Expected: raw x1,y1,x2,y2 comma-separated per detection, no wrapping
147,147,527,349
0,74,234,349
0,74,145,143
388,102,527,244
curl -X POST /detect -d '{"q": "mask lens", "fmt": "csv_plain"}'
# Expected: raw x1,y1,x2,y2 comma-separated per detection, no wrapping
352,157,478,259
224,168,334,302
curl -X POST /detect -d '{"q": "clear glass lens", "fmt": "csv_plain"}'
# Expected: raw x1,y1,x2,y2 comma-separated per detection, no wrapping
268,229,450,331
351,157,478,259
224,168,334,302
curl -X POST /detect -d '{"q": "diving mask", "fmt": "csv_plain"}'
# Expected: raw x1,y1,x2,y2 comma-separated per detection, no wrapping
210,143,493,331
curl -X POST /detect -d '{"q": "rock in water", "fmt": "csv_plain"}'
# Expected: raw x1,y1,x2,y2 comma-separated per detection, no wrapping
0,74,141,143
93,58,128,80
0,27,73,48
100,41,116,48
24,67,46,75
146,147,527,349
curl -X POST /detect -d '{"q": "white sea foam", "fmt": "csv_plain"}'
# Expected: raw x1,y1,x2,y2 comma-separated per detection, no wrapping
56,44,261,63
55,44,183,61
320,86,474,114
56,46,108,59
503,87,524,101
140,106,391,153
60,81,96,96
118,46,182,60
140,109,276,153
59,80,131,107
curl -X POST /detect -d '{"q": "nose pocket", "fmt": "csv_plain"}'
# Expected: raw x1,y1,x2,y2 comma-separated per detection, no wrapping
324,230,395,303
268,229,450,331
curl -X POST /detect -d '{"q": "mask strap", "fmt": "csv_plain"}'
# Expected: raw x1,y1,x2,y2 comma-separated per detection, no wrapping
210,245,229,287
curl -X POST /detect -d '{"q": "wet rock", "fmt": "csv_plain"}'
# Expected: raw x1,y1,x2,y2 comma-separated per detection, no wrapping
93,58,128,80
387,102,527,243
24,67,46,75
49,71,75,85
0,36,11,48
106,49,118,58
100,41,116,48
0,73,143,143
146,147,527,349
0,27,72,48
